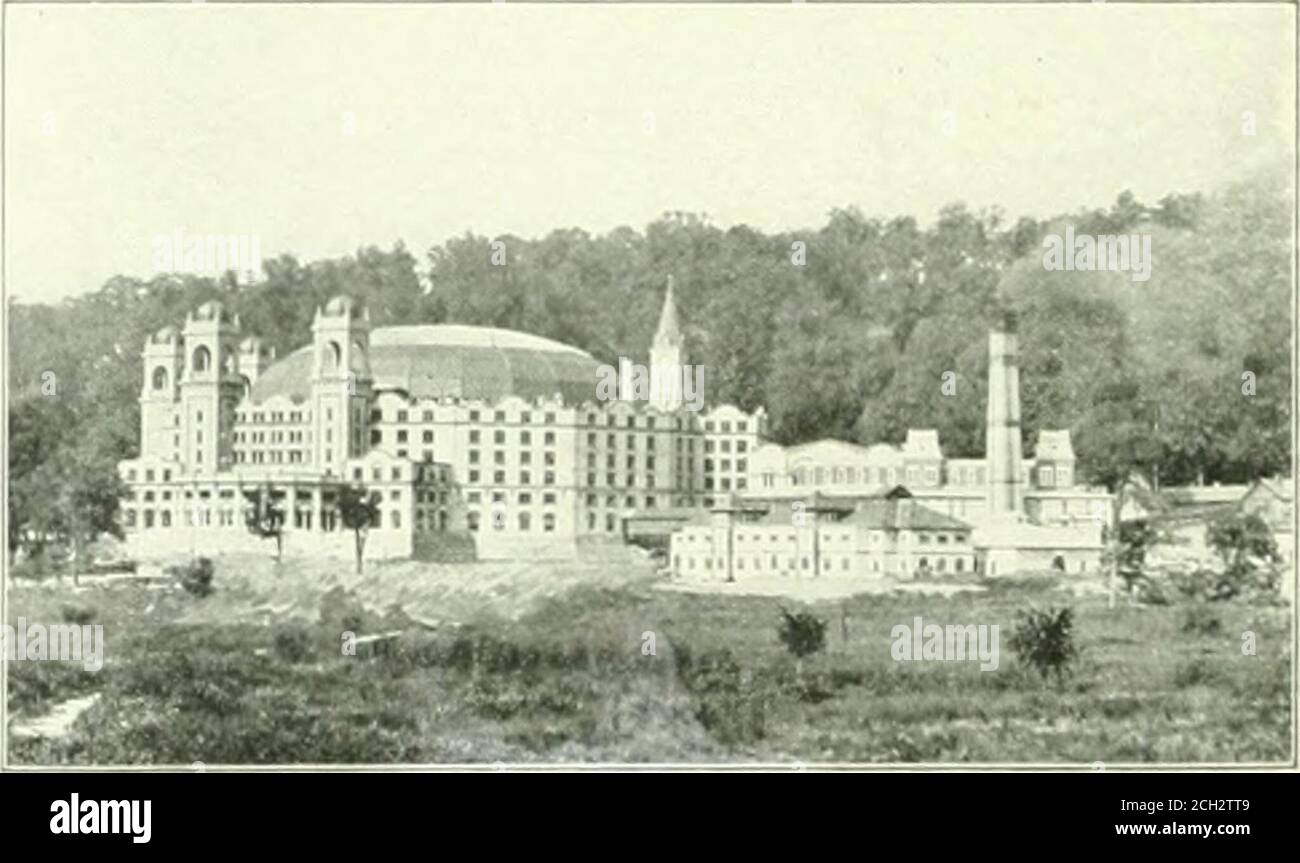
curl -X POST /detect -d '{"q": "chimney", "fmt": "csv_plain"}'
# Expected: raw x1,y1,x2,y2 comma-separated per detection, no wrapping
986,323,1023,518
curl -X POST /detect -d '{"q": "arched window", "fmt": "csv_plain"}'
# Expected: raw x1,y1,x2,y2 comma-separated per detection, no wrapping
1052,554,1066,571
192,346,211,373
152,366,169,390
322,341,342,371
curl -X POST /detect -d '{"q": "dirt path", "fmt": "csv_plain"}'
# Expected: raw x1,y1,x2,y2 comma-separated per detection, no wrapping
10,693,102,740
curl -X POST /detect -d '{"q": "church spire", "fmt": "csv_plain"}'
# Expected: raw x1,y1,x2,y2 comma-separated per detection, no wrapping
654,275,683,349
649,275,684,412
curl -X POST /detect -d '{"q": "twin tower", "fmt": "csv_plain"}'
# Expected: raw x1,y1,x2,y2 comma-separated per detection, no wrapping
137,296,375,475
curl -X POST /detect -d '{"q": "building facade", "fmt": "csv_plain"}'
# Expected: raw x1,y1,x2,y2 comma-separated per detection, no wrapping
670,491,977,582
119,288,765,562
669,323,1109,581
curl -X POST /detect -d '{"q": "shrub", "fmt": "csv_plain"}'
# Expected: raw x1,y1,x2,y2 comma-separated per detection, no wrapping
1127,574,1169,605
1180,604,1222,636
777,608,827,663
1173,657,1221,689
170,557,214,598
273,628,313,663
60,604,98,626
1008,606,1078,684
1169,565,1279,603
674,646,769,745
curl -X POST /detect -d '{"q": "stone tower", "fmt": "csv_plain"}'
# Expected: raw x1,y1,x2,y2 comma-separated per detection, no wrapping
238,336,275,395
179,301,243,472
310,295,373,471
139,326,185,462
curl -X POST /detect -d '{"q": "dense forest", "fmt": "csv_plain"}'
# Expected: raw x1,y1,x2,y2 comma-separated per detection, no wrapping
7,166,1292,555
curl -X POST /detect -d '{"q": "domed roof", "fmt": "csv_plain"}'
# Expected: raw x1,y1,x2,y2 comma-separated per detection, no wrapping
151,325,180,343
248,324,604,405
193,300,235,324
322,295,367,319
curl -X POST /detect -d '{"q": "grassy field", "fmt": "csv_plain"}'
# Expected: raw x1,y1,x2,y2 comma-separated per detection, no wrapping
5,559,1292,766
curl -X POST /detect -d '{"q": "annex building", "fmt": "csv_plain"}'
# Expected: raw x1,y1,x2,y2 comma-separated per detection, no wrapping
668,324,1112,581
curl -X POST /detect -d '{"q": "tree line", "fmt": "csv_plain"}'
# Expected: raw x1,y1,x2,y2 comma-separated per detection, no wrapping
7,165,1291,558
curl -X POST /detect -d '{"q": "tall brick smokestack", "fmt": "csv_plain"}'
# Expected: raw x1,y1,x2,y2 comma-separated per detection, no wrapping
986,320,1023,518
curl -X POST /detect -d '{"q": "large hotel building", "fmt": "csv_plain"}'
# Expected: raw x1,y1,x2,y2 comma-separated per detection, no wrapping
119,284,764,561
119,284,1112,573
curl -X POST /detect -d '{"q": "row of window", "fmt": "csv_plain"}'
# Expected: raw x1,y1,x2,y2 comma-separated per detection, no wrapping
124,505,409,531
235,430,306,444
777,464,1074,489
466,511,558,532
702,440,749,455
236,450,307,464
703,458,748,472
236,410,308,424
679,530,969,546
466,490,558,505
676,554,969,574
378,407,703,431
465,511,622,533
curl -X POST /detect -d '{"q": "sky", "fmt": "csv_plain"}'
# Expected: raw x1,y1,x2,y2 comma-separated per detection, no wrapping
4,3,1295,303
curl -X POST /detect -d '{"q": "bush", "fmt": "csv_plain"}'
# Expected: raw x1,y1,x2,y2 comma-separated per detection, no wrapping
1168,565,1279,603
170,557,215,598
1008,606,1078,684
1125,574,1169,605
777,608,827,661
60,604,98,626
1180,604,1222,636
674,646,769,745
1173,657,1221,689
273,628,313,663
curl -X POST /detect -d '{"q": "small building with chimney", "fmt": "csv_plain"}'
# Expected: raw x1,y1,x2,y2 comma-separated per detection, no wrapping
668,317,1110,582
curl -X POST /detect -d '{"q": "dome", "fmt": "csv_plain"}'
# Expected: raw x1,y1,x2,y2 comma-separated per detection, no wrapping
322,295,366,319
193,300,233,324
151,325,180,344
248,324,604,405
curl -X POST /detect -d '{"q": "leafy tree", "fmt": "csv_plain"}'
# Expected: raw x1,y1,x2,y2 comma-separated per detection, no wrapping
777,608,827,677
1117,519,1159,576
1009,606,1078,685
243,483,287,561
1206,510,1280,599
336,485,380,574
52,449,128,585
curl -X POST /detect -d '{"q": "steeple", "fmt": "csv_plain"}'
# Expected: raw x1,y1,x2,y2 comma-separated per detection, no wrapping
649,275,684,412
653,275,683,349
